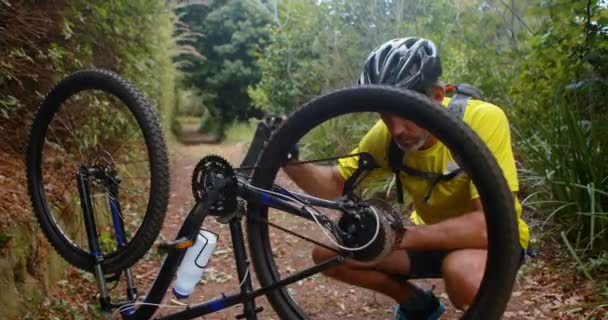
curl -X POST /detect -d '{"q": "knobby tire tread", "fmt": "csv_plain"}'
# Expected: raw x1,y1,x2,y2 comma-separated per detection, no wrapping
26,69,170,274
246,86,520,320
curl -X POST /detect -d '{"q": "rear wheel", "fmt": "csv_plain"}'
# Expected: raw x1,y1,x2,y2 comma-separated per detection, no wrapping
246,86,521,319
26,69,169,274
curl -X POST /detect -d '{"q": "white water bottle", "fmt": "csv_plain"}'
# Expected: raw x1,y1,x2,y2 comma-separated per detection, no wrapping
173,229,218,299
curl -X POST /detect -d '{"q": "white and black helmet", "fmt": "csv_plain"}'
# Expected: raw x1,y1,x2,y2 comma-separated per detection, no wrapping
358,37,442,92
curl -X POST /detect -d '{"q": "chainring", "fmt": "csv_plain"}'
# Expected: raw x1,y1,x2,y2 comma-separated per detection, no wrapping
191,155,237,216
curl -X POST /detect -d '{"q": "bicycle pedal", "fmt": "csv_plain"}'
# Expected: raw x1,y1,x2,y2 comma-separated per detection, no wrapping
157,237,192,253
235,306,263,319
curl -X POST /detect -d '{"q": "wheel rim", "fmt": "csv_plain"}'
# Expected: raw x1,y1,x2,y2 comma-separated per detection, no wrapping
34,88,153,260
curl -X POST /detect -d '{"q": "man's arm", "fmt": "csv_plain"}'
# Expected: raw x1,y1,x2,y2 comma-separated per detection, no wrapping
282,164,345,200
399,198,488,250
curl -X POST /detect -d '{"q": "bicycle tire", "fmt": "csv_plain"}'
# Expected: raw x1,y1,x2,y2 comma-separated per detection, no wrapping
26,69,170,274
246,86,521,319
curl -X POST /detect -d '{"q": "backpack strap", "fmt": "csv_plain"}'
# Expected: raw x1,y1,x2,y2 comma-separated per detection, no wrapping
388,139,465,204
446,83,482,118
447,93,469,118
349,85,479,204
342,152,379,197
387,85,477,204
388,140,405,204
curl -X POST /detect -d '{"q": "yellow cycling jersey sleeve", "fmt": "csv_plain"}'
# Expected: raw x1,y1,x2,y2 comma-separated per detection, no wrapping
338,119,392,181
337,98,530,249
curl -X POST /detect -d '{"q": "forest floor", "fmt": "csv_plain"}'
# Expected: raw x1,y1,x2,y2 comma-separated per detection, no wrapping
131,141,603,320
11,139,605,320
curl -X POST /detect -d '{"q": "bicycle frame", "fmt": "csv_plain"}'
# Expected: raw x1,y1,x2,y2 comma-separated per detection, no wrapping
118,181,346,320
79,120,350,320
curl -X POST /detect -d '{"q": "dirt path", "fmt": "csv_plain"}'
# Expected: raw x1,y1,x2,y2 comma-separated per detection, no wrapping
128,142,598,320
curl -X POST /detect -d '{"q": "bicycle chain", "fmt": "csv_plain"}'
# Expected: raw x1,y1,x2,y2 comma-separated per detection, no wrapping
191,154,238,216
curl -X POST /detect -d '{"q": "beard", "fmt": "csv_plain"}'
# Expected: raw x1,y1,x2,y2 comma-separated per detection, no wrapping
394,132,431,152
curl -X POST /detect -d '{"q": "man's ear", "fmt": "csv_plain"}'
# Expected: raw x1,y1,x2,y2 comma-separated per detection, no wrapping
431,85,445,102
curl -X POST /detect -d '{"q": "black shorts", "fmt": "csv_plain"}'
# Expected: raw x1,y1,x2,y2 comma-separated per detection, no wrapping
407,250,449,279
407,248,526,279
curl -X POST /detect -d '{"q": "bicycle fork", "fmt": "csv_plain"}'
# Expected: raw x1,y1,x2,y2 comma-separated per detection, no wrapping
76,167,137,311
229,211,263,320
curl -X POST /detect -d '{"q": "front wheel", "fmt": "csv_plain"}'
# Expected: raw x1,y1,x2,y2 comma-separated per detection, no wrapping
26,69,169,274
246,86,521,319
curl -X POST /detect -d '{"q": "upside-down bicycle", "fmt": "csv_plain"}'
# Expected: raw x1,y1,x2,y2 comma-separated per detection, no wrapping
26,69,521,319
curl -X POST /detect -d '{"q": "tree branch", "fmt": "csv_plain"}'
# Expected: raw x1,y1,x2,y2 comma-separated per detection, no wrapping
497,0,534,34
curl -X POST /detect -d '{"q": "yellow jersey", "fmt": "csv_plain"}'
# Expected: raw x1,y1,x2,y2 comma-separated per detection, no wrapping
337,98,530,249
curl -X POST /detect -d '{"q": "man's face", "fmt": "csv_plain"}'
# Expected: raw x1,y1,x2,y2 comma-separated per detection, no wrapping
380,85,444,151
380,113,432,151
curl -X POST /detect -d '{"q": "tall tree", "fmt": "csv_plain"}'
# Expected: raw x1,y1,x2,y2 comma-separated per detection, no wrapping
175,0,271,134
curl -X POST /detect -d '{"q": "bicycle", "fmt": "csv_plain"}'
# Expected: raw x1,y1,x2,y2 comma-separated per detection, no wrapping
26,69,521,319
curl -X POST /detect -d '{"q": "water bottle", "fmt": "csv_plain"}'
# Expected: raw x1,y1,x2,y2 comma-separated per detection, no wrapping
173,229,218,299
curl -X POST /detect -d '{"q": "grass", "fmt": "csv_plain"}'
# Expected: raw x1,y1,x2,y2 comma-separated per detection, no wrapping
513,87,608,283
176,116,203,126
224,119,258,144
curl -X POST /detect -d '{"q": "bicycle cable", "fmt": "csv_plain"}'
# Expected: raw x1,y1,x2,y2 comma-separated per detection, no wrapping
244,183,381,252
233,152,367,172
233,151,382,251
111,263,252,319
109,157,380,318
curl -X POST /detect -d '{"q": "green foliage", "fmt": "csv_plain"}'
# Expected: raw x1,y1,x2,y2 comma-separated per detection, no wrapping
248,0,608,280
175,0,272,133
0,232,11,248
516,98,608,252
224,119,257,144
248,0,324,114
63,0,178,124
0,95,23,119
175,87,207,117
248,0,540,197
300,113,374,159
511,0,608,276
0,0,178,153
249,0,534,113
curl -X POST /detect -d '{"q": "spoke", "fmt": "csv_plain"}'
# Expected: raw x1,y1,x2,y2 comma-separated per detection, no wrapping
114,142,147,161
119,165,151,183
101,98,122,141
109,126,144,158
97,173,149,197
112,186,147,197
61,105,82,143
126,186,148,196
119,159,150,165
47,125,82,161
119,176,151,181
56,113,86,155
50,194,87,248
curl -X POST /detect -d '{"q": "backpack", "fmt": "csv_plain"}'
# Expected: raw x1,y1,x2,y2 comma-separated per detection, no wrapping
343,84,485,204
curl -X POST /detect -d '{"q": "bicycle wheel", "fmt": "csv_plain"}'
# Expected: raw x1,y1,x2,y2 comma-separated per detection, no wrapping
26,69,169,274
247,86,521,319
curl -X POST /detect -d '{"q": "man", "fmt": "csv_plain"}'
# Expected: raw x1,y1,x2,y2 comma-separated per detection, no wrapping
282,37,530,320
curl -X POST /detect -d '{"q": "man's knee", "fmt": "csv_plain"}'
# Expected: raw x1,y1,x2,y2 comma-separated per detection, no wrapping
441,249,486,309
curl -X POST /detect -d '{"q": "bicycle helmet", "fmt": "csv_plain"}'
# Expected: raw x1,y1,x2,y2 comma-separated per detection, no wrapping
358,37,442,93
